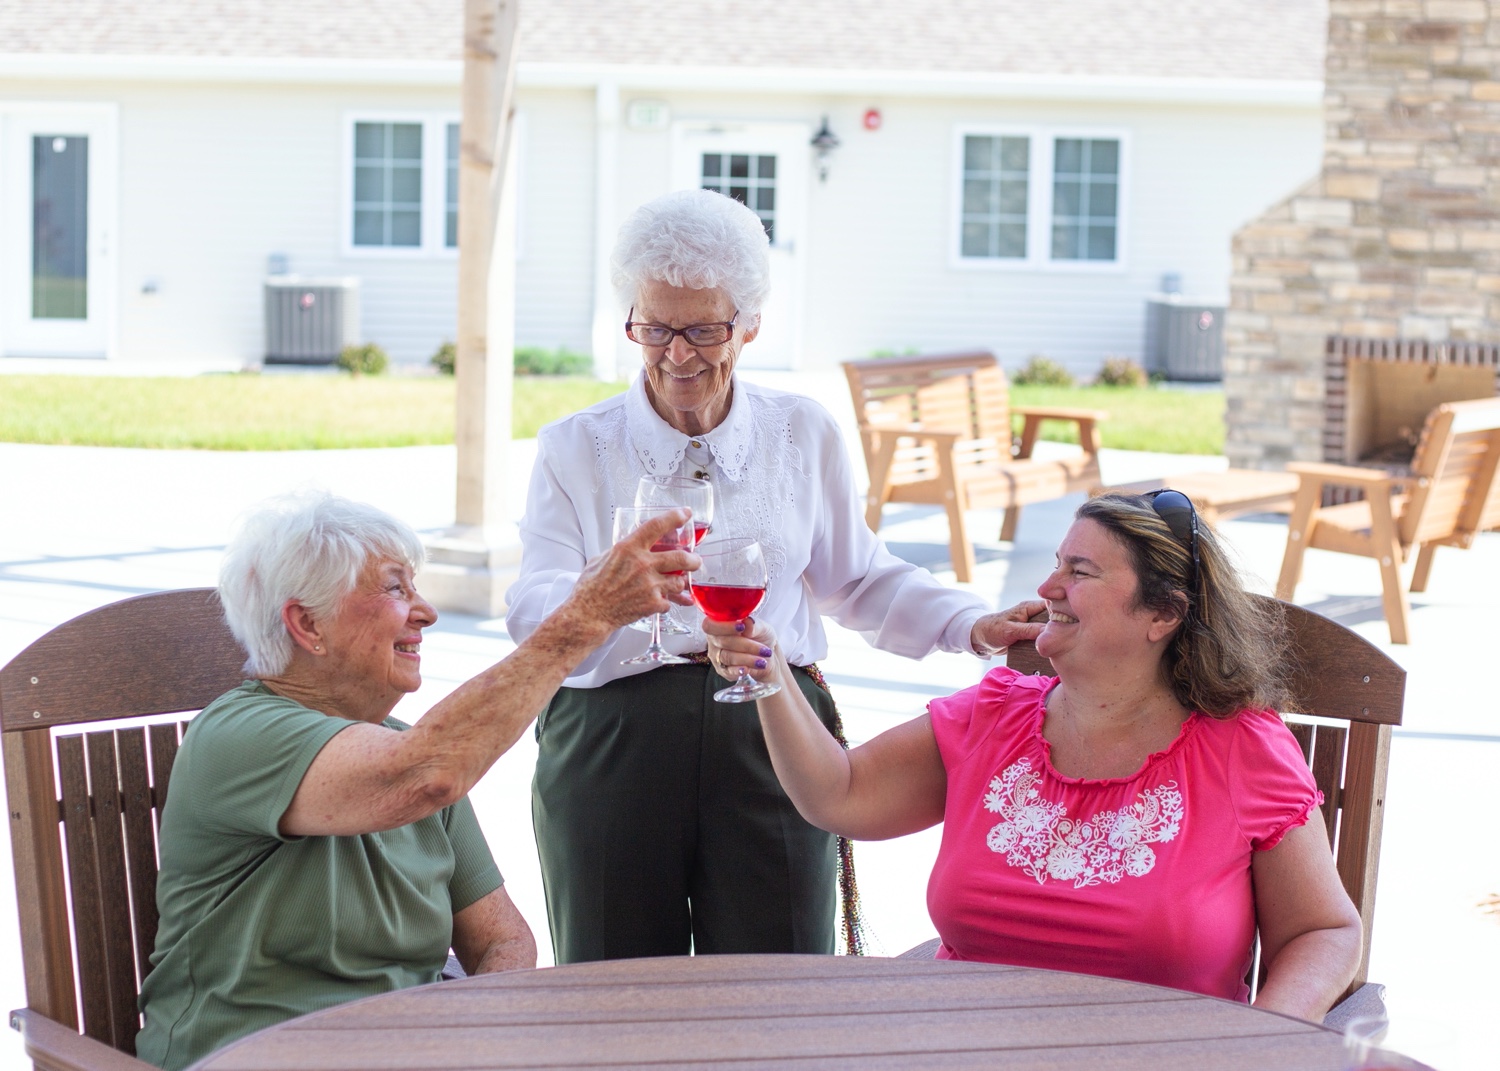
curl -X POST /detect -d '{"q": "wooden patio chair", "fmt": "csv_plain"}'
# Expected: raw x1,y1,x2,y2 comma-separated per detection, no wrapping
842,351,1107,582
901,596,1405,1028
1276,396,1500,644
2,589,246,1070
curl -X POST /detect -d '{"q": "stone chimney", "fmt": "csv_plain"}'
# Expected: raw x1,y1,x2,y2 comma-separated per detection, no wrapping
1224,0,1500,469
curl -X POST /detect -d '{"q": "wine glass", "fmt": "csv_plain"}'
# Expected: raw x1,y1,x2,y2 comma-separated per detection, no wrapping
691,536,780,702
612,506,692,666
633,475,714,635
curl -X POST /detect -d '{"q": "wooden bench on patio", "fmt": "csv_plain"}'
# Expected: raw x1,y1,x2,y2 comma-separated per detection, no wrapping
842,351,1107,582
1276,396,1500,644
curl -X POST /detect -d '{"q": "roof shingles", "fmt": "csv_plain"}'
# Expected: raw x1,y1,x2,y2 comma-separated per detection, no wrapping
0,0,1326,81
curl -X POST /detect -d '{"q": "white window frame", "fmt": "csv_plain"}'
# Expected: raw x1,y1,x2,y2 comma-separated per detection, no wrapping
341,111,459,259
950,124,1129,273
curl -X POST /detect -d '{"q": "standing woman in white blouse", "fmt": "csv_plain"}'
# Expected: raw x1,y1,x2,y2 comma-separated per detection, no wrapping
505,188,1042,963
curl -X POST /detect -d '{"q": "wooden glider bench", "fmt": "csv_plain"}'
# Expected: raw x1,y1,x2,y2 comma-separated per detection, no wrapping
843,351,1107,582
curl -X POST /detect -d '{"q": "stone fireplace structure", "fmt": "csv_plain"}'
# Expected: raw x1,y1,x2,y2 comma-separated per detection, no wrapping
1225,0,1500,470
1325,336,1500,469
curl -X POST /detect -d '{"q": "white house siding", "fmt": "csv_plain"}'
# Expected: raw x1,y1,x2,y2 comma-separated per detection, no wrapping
511,88,596,356
0,77,467,367
0,77,596,369
1,71,1320,376
609,89,1322,376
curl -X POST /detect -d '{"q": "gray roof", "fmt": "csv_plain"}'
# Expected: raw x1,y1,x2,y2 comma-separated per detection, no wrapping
0,0,1326,81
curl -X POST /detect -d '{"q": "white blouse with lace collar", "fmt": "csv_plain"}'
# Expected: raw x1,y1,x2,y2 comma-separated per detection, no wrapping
504,374,990,688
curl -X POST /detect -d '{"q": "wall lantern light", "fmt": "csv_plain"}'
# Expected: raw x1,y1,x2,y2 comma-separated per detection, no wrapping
810,116,841,182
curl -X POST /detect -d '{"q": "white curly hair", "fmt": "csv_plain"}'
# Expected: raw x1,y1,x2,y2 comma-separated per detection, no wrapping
218,490,424,677
610,188,772,323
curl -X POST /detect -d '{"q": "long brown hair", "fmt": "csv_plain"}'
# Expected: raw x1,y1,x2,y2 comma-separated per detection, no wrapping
1075,493,1289,717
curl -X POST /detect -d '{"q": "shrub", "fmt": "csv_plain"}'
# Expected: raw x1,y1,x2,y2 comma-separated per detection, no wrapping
1095,356,1148,388
1012,355,1074,387
337,342,389,376
870,347,922,358
515,346,593,376
430,343,593,376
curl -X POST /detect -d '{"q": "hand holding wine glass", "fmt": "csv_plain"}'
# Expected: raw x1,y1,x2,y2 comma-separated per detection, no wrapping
633,475,714,635
691,537,780,702
611,506,694,666
563,507,695,640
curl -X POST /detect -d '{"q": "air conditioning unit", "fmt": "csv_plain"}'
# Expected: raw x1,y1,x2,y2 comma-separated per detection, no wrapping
264,276,360,364
1144,296,1225,382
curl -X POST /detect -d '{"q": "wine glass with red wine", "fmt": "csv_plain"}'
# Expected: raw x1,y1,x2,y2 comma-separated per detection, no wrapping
612,506,692,666
691,536,780,702
634,475,714,635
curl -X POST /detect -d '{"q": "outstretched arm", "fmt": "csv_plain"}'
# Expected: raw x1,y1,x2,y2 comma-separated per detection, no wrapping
1250,814,1362,1020
280,509,698,838
705,617,946,840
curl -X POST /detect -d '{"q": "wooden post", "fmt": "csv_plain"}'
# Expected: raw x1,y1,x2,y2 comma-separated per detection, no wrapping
589,80,620,380
456,0,518,534
422,0,523,617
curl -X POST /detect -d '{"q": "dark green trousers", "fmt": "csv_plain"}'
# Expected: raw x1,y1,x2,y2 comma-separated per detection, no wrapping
532,663,838,963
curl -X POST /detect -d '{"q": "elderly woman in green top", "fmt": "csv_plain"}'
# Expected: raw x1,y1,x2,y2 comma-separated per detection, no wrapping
136,491,695,1070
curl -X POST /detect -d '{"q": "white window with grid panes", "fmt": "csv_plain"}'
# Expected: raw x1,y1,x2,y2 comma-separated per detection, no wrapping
700,152,777,242
342,113,459,257
952,126,1127,270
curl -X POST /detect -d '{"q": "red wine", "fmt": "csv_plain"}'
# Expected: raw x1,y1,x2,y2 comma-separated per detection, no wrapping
692,583,765,622
693,522,712,546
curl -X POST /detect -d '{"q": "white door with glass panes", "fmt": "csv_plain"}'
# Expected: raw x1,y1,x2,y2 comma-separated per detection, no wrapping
0,107,115,358
670,122,808,370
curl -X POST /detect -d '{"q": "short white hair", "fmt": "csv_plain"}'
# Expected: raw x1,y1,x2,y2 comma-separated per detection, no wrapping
610,188,771,321
219,491,425,678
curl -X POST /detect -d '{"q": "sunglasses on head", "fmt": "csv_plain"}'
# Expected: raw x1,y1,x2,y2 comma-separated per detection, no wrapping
1142,489,1200,594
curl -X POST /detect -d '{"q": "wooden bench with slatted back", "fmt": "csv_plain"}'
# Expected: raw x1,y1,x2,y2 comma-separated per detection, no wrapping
1277,396,1500,644
842,351,1107,582
3,588,246,1068
1000,595,1404,1017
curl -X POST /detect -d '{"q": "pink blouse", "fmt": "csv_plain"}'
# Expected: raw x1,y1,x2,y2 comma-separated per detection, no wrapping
926,667,1320,1002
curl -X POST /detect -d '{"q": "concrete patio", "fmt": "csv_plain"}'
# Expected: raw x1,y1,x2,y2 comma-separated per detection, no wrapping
1,369,1495,1070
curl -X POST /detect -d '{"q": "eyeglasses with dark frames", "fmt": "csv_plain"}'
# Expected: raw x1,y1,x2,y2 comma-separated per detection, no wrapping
1142,489,1200,594
624,307,739,348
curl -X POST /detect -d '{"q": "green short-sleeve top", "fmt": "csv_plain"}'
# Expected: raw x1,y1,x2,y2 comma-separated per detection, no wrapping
136,681,503,1071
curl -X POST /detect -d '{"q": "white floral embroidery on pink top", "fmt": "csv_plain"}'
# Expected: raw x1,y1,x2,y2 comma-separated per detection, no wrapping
982,757,1184,889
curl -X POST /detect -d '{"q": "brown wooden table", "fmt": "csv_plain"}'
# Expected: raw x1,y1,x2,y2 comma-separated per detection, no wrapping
188,954,1346,1071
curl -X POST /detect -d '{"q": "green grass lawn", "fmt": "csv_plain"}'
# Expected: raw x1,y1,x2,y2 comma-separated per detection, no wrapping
0,374,1224,454
1011,384,1224,455
0,374,625,450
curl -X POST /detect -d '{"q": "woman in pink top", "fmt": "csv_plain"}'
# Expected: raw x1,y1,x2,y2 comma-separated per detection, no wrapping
704,491,1362,1020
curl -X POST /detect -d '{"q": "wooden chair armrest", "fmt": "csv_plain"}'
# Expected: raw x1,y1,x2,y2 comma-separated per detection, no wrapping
1011,405,1110,423
1014,409,1104,459
1286,462,1397,489
9,1009,158,1071
1320,981,1387,1031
